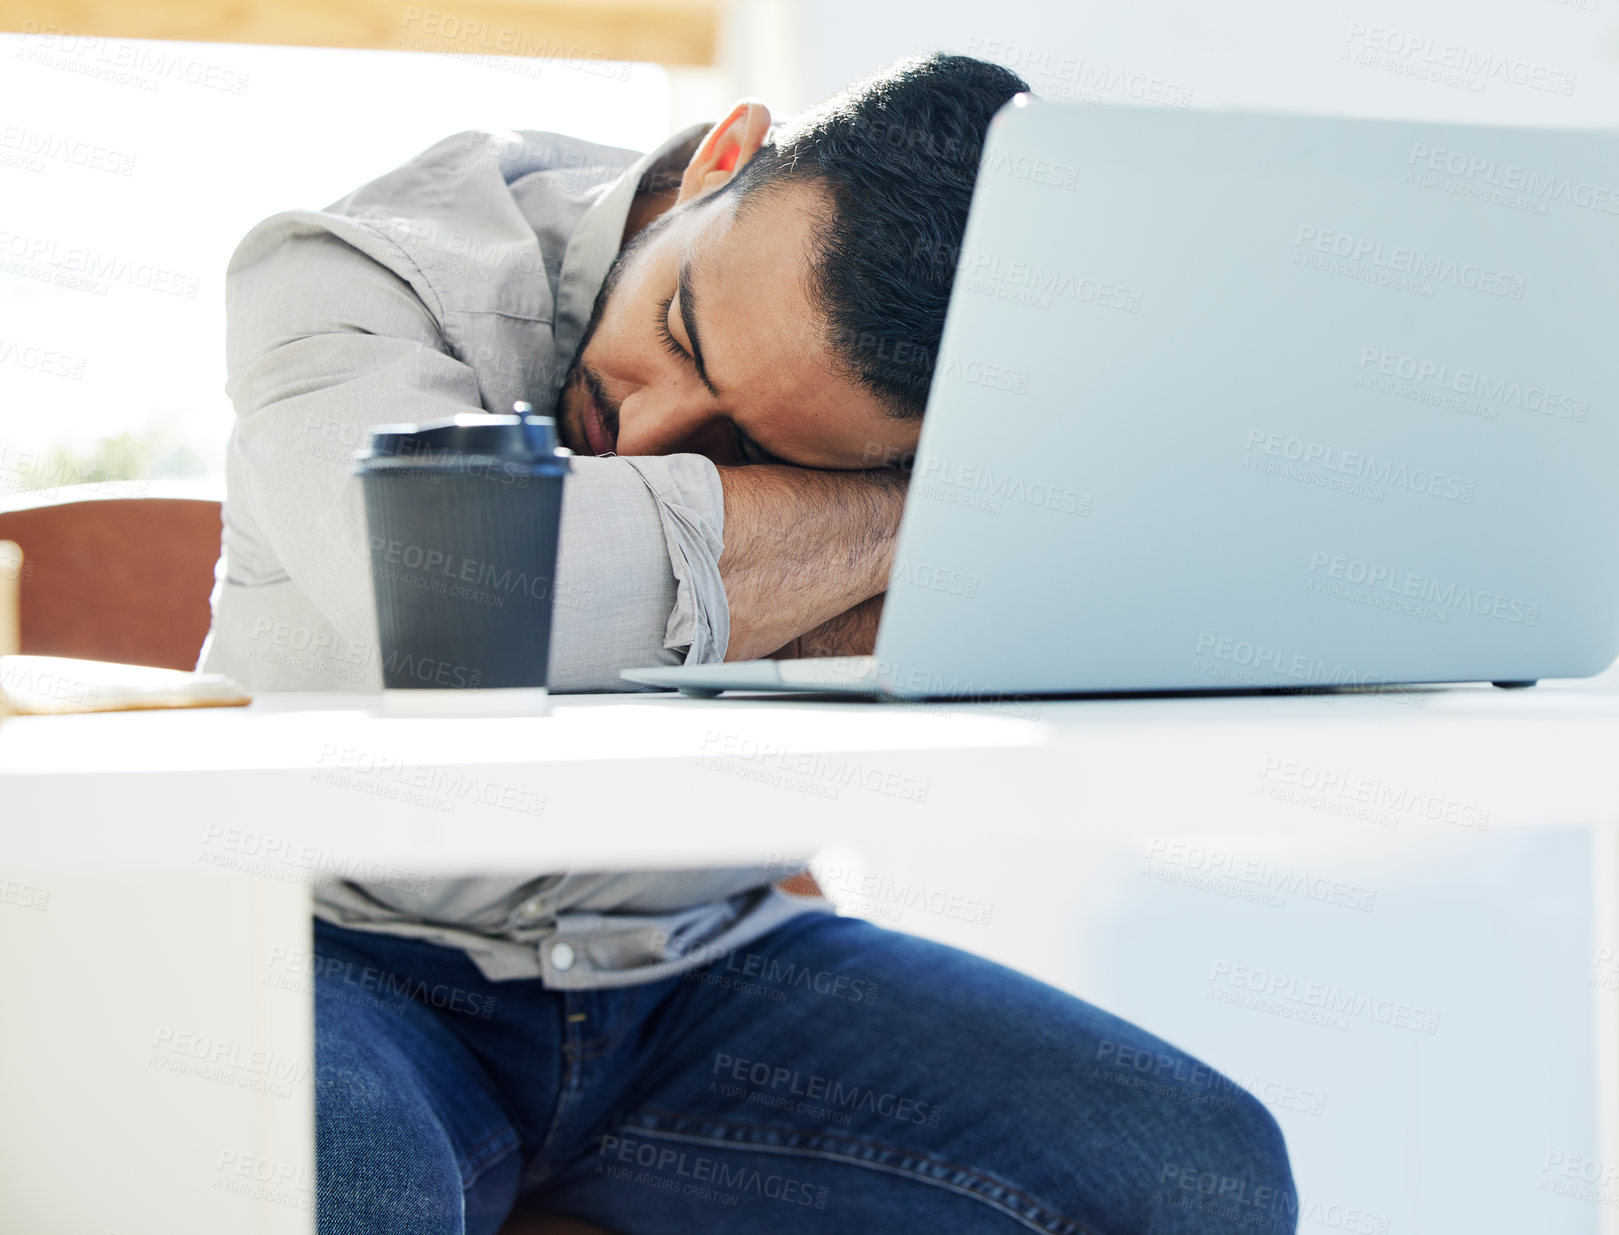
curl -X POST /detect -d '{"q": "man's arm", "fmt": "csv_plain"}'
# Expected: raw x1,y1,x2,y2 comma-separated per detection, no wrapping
715,465,906,662
768,593,886,661
222,216,900,686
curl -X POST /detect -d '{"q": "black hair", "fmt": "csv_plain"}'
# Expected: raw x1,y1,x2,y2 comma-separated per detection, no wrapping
720,53,1030,419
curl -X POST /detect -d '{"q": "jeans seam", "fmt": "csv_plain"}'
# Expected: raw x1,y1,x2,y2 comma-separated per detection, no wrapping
624,1109,1103,1235
459,1126,523,1190
563,1030,629,1063
527,992,592,1182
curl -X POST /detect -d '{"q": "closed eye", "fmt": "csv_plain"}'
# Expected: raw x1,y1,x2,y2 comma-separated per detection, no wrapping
657,286,782,465
656,292,686,361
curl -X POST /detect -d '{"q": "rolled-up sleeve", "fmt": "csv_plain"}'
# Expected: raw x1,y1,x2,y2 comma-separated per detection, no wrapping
222,215,728,694
546,454,729,691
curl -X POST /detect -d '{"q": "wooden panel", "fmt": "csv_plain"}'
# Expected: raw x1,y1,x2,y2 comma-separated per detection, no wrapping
0,495,222,671
0,0,719,65
0,543,18,660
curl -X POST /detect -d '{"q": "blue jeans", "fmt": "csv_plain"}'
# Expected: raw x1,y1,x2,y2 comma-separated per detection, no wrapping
314,913,1296,1234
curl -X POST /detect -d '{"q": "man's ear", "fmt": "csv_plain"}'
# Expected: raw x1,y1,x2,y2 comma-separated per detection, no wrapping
676,99,773,205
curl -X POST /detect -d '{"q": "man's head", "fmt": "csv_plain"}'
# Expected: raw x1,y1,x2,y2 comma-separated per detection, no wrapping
556,53,1029,468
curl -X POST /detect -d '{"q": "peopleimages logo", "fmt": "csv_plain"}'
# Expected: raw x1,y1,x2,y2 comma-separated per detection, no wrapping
979,149,1081,192
368,535,572,601
889,559,979,599
1144,839,1378,912
964,36,1195,108
1244,429,1477,504
696,731,929,805
936,354,1030,394
0,335,87,379
1539,1152,1619,1208
1294,225,1526,299
596,1133,828,1210
0,228,200,298
362,213,571,281
1193,632,1426,703
0,125,137,175
17,22,252,94
1407,143,1619,214
711,1053,944,1127
1357,348,1588,422
1208,961,1442,1034
1307,552,1539,625
1343,24,1577,96
954,253,1143,314
1257,756,1490,831
396,7,632,80
913,456,1091,515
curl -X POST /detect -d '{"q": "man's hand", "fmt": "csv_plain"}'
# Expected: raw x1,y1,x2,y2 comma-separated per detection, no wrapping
716,465,906,662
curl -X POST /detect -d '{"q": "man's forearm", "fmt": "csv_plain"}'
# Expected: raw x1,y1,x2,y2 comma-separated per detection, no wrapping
771,594,885,660
717,465,905,661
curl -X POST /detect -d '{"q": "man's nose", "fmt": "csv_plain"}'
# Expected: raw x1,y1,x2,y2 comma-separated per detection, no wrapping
613,387,732,460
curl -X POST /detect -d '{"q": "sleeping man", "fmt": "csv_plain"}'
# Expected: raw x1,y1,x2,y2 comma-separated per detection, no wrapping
201,51,1297,1235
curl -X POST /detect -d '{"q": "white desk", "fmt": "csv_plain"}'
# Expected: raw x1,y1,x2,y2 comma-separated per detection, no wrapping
3,685,1618,1234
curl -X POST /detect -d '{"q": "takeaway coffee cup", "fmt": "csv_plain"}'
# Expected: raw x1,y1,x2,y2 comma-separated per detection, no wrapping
353,404,571,712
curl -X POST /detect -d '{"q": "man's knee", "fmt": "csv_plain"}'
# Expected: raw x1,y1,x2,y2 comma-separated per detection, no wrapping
1235,1089,1295,1195
1150,1087,1298,1233
315,1043,465,1233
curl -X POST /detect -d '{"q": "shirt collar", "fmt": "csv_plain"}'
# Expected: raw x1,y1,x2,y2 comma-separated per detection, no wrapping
553,122,710,368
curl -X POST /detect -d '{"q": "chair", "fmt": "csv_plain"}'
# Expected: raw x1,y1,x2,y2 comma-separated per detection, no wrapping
0,480,223,669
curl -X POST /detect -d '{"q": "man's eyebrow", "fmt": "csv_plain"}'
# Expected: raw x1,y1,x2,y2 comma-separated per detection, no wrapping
678,257,720,398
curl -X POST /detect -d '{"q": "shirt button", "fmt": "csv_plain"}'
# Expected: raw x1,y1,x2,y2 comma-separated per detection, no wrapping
550,942,576,972
517,896,546,921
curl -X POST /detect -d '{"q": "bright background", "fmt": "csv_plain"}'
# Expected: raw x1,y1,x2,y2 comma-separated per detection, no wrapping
4,0,1618,489
2,2,1616,1231
0,39,673,487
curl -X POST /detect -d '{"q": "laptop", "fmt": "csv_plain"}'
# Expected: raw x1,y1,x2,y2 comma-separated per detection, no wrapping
622,98,1619,699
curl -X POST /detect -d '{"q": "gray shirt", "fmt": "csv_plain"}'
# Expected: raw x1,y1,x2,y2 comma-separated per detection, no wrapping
200,125,829,985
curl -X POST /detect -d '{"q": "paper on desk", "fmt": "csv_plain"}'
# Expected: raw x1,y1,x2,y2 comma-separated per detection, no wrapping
0,655,251,715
